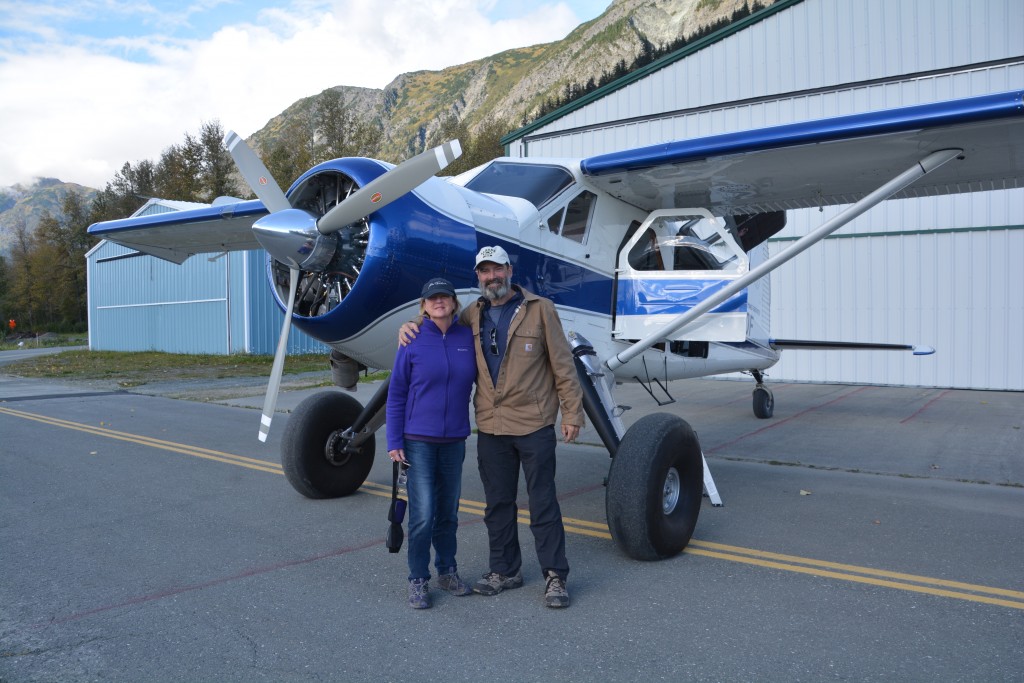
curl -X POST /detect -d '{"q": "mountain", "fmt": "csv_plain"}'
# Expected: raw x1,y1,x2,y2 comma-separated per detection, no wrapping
0,180,98,254
250,0,765,161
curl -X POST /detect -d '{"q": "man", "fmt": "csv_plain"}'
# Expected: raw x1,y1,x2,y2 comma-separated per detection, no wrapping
401,245,584,608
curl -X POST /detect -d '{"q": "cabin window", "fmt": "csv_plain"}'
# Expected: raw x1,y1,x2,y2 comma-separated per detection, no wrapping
546,207,565,234
465,162,575,209
561,191,596,242
623,214,744,273
671,218,739,271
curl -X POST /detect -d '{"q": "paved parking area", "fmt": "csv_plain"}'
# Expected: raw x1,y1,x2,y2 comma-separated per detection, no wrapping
2,369,1022,681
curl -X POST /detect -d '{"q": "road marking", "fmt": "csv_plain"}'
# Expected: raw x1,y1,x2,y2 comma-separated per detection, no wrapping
4,405,1022,610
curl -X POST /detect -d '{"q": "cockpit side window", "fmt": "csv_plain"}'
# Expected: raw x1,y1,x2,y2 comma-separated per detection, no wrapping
561,191,596,242
546,207,565,234
627,228,665,270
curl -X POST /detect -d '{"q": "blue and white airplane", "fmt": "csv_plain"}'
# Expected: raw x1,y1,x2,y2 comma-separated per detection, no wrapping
89,89,1024,560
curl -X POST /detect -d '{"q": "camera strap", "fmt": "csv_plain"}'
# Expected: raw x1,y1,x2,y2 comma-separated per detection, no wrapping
391,460,399,509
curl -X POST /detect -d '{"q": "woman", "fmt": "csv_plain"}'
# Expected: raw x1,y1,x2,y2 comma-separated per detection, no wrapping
386,277,477,609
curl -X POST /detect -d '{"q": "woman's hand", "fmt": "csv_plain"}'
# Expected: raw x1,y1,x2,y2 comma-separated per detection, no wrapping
388,448,406,463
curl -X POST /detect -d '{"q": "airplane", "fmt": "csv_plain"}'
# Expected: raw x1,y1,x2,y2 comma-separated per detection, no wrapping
88,88,1024,561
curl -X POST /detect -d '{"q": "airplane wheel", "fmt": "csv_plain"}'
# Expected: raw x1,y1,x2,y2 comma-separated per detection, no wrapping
605,413,703,560
281,391,375,499
753,386,774,419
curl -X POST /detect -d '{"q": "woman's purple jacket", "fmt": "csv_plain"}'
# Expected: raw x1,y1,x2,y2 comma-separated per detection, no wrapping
386,316,477,451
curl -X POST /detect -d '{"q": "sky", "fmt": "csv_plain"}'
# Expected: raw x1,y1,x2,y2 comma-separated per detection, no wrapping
0,0,610,190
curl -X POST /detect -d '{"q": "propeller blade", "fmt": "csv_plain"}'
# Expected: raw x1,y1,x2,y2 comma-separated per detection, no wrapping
258,267,299,442
317,140,462,235
223,130,291,213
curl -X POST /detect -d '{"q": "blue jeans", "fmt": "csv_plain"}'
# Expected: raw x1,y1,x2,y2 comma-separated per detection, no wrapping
404,438,466,581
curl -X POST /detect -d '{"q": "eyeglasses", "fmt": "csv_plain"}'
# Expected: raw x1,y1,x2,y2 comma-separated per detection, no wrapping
489,328,498,355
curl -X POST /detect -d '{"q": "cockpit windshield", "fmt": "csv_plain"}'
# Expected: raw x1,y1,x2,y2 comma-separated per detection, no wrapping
464,162,575,209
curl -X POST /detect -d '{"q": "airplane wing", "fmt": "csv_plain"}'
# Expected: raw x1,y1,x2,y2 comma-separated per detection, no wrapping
88,199,268,263
581,90,1024,215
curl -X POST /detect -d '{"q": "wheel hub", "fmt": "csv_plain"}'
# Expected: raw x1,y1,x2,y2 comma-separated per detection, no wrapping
325,430,355,466
662,466,681,515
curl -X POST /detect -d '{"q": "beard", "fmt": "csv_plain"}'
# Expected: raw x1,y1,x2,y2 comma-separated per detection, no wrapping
482,277,510,301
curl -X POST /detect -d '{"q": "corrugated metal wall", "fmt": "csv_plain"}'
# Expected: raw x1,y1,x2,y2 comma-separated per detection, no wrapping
770,190,1024,390
87,242,329,356
88,241,235,353
509,0,1024,389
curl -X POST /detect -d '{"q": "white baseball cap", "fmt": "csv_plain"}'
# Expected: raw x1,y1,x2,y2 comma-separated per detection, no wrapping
475,245,510,268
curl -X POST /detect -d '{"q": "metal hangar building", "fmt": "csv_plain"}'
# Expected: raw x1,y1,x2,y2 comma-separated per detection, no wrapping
86,199,327,356
503,0,1023,391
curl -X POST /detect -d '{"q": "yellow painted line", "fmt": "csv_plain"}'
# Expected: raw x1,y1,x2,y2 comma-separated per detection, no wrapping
4,405,1021,609
688,539,1024,601
0,406,280,474
686,547,1024,610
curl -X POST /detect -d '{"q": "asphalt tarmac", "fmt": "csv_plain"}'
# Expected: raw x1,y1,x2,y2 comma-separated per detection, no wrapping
1,357,1022,682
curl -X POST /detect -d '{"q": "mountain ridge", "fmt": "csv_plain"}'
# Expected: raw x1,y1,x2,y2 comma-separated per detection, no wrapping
249,0,762,160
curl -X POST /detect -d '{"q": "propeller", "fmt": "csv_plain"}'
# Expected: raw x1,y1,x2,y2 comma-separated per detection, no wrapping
223,131,290,213
222,131,462,442
317,140,462,234
224,131,301,441
258,267,299,442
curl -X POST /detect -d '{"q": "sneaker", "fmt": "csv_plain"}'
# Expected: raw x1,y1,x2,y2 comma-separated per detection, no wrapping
408,578,431,609
473,571,524,596
544,570,569,608
436,568,472,596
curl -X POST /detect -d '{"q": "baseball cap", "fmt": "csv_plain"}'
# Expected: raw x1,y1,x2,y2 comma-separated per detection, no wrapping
420,277,456,299
475,245,511,268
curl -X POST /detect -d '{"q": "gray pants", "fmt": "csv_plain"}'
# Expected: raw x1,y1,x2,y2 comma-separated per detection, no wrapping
476,426,569,581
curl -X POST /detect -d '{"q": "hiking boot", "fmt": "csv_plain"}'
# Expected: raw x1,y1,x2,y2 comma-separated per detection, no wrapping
408,578,431,609
544,570,569,608
436,568,472,596
473,571,524,596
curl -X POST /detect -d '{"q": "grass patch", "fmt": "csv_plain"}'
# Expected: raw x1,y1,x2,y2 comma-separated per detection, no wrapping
0,333,87,351
3,350,335,382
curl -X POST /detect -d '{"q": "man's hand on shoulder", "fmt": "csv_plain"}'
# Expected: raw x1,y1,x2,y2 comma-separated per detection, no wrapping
398,321,421,347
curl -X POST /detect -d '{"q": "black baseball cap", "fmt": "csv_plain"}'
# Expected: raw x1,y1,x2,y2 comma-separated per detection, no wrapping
421,278,456,298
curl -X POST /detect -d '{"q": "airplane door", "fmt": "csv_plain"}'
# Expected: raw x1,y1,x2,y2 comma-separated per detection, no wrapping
613,208,750,342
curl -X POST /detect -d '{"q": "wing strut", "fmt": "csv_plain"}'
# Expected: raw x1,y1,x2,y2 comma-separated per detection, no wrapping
605,148,964,373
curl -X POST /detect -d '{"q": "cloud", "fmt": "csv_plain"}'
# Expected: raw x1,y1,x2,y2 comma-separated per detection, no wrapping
0,0,588,189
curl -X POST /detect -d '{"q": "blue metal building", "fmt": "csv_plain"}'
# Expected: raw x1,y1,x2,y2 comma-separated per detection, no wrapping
86,199,328,355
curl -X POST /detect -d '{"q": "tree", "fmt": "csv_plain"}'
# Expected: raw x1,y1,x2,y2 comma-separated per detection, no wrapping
264,119,315,192
200,120,240,200
314,88,383,162
155,134,204,201
9,193,97,332
56,192,95,328
0,252,10,337
4,218,40,331
92,160,155,222
315,88,351,162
